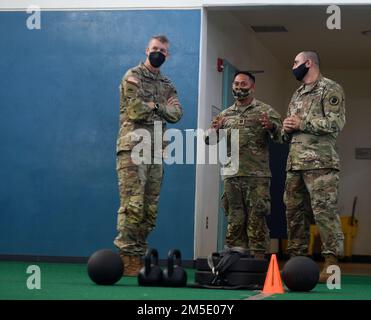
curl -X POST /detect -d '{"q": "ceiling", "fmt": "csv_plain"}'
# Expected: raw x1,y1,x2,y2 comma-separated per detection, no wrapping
210,5,371,69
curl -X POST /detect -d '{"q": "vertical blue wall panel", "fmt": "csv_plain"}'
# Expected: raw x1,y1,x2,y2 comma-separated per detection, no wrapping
0,10,200,259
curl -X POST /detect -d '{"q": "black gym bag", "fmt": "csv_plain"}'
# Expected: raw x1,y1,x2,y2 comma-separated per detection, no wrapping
191,247,268,290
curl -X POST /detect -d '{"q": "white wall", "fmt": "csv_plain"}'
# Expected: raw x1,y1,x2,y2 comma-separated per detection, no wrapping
194,10,287,257
323,69,371,255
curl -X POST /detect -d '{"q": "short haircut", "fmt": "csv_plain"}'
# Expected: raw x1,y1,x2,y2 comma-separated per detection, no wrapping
234,71,256,83
302,51,320,67
149,35,169,45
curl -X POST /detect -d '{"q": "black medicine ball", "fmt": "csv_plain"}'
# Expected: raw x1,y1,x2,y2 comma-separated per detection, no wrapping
87,249,123,285
281,256,319,292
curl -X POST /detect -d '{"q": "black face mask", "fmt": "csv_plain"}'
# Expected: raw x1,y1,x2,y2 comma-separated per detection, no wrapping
149,51,166,68
292,61,309,81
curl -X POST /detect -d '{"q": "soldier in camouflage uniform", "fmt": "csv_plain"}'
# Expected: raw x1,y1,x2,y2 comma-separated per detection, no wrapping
115,35,183,276
206,71,283,258
283,51,345,282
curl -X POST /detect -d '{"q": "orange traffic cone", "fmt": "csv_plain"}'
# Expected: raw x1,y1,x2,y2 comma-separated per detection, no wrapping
262,254,285,294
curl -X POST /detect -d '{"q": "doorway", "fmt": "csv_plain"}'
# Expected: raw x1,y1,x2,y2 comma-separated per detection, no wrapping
194,4,371,258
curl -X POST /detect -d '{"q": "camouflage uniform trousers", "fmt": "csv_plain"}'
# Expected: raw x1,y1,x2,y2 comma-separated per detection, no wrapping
222,177,271,253
114,151,163,256
284,168,344,257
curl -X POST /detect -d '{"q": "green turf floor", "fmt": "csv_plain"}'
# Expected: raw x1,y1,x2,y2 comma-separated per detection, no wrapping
0,261,370,300
266,274,371,300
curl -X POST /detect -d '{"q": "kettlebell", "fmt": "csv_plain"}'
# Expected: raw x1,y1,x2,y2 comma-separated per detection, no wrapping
137,248,162,286
162,249,187,287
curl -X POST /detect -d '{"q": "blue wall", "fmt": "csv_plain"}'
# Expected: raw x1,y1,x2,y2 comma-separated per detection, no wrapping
0,10,200,260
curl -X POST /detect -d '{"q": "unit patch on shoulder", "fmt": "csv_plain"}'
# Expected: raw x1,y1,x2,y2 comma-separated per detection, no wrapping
329,96,340,106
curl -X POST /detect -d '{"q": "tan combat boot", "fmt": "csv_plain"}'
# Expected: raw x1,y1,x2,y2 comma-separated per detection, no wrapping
120,255,143,277
129,256,143,276
319,254,338,283
119,253,130,276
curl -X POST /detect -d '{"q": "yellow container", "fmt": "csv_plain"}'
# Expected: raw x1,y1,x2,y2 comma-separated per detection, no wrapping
309,216,358,257
340,216,359,257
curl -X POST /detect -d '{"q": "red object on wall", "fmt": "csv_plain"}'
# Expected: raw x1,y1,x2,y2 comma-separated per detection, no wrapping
217,58,224,72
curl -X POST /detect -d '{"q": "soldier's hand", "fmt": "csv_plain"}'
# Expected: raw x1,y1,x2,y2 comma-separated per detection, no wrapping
167,96,180,107
211,117,225,130
259,112,273,130
283,115,301,132
147,102,156,110
283,118,294,133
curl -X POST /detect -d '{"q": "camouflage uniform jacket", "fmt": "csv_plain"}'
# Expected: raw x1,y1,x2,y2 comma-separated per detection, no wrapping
207,98,283,178
116,62,183,154
283,75,346,171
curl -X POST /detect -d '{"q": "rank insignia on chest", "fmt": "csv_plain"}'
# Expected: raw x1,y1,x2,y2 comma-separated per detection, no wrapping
239,119,245,125
295,101,303,110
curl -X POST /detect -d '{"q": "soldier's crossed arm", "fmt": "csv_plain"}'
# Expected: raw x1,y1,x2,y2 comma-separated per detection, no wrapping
299,87,346,135
155,86,183,123
121,73,154,122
